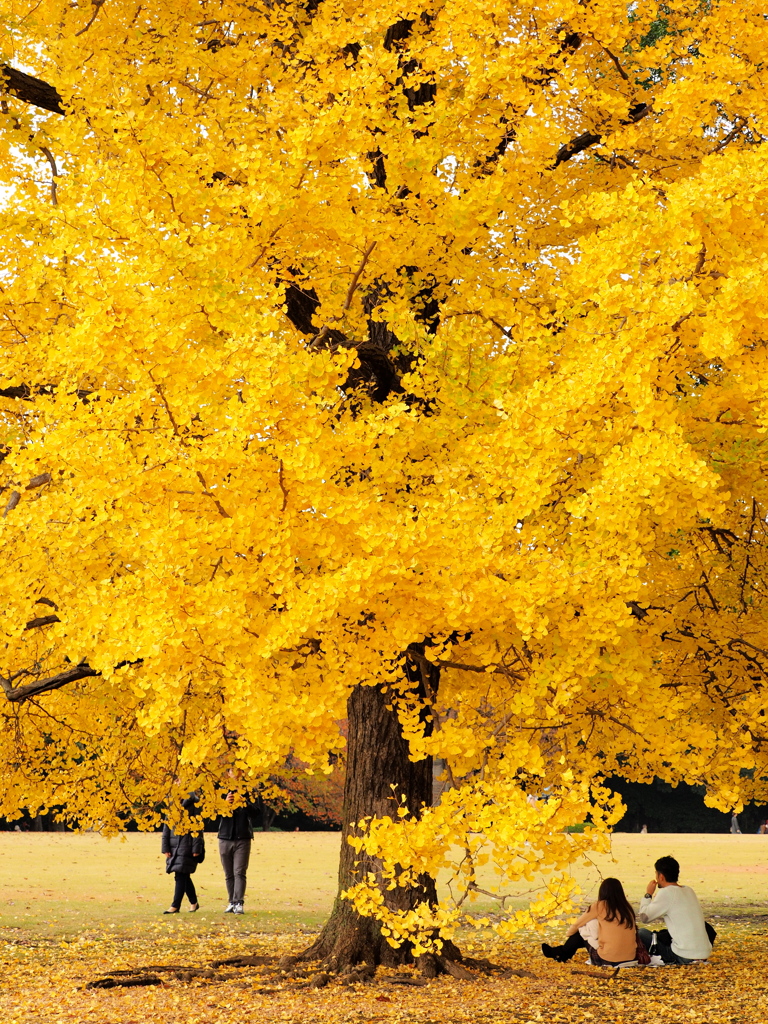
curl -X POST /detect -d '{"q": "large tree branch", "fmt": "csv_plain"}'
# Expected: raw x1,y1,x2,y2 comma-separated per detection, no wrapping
0,655,143,703
553,102,651,168
0,385,34,399
0,664,99,703
24,614,61,630
1,65,65,115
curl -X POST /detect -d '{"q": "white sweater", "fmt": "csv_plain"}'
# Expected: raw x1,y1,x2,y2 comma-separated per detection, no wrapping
637,885,712,960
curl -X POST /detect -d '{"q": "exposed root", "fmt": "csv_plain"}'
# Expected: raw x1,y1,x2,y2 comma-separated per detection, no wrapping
462,956,511,974
435,955,475,980
85,966,243,989
97,965,196,974
84,940,502,991
85,957,266,989
339,965,376,986
497,967,538,980
209,954,276,969
86,975,164,989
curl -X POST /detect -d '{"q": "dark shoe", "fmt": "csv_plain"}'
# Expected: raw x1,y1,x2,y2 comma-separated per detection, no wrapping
163,907,180,914
188,903,199,912
541,943,565,962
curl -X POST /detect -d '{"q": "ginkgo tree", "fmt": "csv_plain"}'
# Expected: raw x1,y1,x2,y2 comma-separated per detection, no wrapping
1,0,768,974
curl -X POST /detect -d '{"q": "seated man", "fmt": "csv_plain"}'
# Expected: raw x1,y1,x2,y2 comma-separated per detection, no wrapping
637,855,717,964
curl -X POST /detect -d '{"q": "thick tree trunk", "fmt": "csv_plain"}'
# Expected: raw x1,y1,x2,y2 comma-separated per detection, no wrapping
299,681,461,973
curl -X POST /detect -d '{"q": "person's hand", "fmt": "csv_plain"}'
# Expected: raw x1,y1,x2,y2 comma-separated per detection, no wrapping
645,879,657,896
165,852,171,858
226,791,235,805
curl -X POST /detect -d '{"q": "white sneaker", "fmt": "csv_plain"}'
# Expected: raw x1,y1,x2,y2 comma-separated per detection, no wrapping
224,903,235,913
648,954,666,967
233,903,244,914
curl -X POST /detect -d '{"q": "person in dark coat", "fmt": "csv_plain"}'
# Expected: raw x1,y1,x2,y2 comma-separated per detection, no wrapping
218,790,258,914
162,802,205,914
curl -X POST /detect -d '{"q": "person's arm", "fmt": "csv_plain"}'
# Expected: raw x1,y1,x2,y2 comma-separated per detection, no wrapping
566,902,598,937
192,834,204,858
637,882,668,924
161,824,171,856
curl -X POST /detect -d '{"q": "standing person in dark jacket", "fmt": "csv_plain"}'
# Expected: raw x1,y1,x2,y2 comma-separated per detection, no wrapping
161,818,205,914
218,790,258,914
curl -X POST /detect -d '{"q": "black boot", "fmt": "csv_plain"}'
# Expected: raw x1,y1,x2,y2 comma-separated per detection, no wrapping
542,932,587,963
541,942,566,962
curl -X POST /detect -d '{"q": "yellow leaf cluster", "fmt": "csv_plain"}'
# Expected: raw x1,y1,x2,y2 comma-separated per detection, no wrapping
1,0,768,942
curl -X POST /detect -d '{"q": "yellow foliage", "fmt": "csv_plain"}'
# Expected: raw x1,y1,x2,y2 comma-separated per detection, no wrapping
1,0,768,945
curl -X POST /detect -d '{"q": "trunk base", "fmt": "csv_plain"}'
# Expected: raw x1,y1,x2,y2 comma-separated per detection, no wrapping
292,896,465,976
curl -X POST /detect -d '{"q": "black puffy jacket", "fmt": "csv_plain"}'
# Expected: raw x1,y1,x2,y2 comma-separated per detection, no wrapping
162,825,205,874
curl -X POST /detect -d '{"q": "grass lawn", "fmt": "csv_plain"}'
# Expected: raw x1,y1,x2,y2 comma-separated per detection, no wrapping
0,833,766,1024
0,831,765,939
0,830,341,938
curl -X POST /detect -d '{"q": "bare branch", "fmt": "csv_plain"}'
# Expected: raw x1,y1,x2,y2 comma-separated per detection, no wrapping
3,491,20,517
310,241,377,348
602,47,629,82
278,459,289,512
553,103,651,169
2,474,52,518
75,0,107,37
462,881,513,908
0,384,33,399
343,241,377,312
443,310,514,341
437,659,520,679
553,130,603,168
39,147,59,205
0,664,99,703
24,614,61,630
607,715,641,737
713,117,747,154
27,473,51,490
195,470,232,519
691,242,706,278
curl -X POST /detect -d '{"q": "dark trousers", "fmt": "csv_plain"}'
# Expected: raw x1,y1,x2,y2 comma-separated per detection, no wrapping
547,933,636,966
638,923,716,964
172,871,197,909
219,838,251,904
548,932,588,962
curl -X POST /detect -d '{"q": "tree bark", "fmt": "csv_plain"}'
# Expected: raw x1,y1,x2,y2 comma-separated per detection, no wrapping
1,65,65,114
0,663,99,702
298,681,461,973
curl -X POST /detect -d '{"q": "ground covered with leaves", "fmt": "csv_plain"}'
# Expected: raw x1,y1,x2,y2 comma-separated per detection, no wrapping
0,920,765,1024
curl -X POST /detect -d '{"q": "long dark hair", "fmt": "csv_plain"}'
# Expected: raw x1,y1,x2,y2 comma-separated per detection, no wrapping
597,877,635,929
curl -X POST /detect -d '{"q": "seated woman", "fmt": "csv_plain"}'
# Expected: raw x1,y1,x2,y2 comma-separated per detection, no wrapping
542,877,640,966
